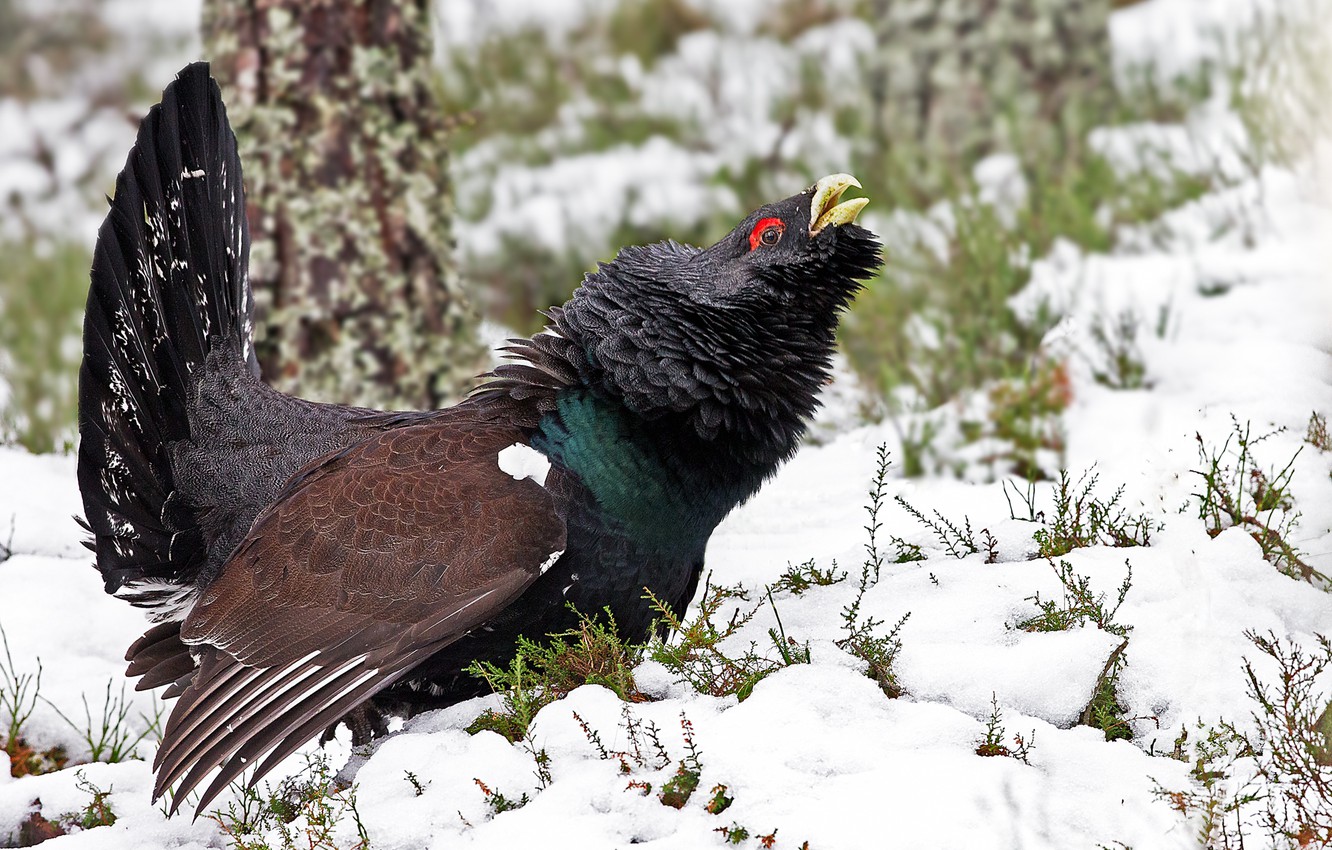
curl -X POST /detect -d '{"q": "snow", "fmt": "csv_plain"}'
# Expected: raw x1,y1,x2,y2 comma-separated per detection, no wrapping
3,0,1332,848
3,154,1329,845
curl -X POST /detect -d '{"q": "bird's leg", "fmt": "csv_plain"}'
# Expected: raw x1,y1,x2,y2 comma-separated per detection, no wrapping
320,703,391,746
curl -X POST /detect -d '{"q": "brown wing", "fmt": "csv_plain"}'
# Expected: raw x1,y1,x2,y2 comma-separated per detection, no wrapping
151,419,565,813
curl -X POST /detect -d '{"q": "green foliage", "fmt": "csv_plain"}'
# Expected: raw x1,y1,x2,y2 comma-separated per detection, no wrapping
473,778,530,815
1030,468,1159,559
1152,720,1260,850
210,754,370,850
1016,559,1133,638
0,625,39,763
769,559,846,596
1017,559,1135,741
839,606,910,701
715,822,750,844
0,0,108,99
1083,639,1133,742
657,749,700,808
839,51,1244,474
0,239,90,454
975,693,1035,764
43,680,162,764
402,771,427,797
434,1,716,329
61,770,116,831
573,707,713,814
894,496,977,560
705,783,733,815
646,579,806,702
466,606,645,742
0,624,64,778
836,445,911,698
1192,418,1324,584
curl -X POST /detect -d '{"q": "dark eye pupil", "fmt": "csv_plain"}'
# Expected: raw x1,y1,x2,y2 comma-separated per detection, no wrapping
761,227,780,245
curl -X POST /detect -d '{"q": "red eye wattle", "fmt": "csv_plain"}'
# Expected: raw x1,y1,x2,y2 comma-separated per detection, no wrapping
748,217,785,251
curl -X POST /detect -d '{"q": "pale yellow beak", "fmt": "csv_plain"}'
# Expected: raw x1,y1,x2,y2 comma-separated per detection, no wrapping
809,173,869,235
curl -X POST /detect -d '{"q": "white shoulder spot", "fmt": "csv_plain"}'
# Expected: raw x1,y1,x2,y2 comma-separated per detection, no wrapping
497,443,551,487
540,550,564,575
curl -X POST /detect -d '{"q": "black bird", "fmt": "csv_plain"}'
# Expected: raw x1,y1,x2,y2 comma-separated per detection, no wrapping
77,63,881,814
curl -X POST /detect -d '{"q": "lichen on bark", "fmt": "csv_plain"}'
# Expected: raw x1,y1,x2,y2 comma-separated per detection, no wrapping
203,0,484,410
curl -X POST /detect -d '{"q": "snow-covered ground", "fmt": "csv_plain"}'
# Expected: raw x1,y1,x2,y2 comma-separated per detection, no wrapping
2,1,1331,848
1,145,1330,850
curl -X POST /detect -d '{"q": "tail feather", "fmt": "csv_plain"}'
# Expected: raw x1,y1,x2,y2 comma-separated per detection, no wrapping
78,62,254,618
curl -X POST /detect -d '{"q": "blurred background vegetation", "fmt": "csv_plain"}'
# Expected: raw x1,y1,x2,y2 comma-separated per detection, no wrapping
0,0,1326,472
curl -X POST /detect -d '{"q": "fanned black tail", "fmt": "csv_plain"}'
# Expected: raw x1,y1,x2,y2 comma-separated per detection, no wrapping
78,62,255,619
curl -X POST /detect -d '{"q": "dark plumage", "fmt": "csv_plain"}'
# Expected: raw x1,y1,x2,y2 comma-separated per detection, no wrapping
77,63,882,814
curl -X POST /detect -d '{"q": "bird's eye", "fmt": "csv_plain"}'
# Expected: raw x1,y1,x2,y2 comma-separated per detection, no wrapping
748,217,785,251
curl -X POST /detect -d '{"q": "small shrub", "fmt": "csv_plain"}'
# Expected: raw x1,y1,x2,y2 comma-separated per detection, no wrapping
0,626,63,778
473,778,529,815
574,704,670,776
1082,638,1133,742
403,771,428,797
769,559,846,596
1154,630,1332,848
525,737,553,790
705,784,733,815
1236,631,1332,844
895,496,978,560
839,608,909,701
835,446,912,697
975,693,1035,764
467,606,645,741
1016,559,1133,638
1306,412,1330,452
574,708,708,812
894,416,943,480
43,680,161,763
1019,559,1135,740
974,360,1073,482
1192,418,1324,583
1032,468,1159,558
210,753,370,850
60,771,116,831
647,580,806,701
715,822,751,844
1151,721,1259,850
1088,309,1152,390
657,762,699,809
843,126,1215,430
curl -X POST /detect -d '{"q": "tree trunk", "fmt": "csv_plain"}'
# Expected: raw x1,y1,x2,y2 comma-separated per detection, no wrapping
864,0,1114,199
202,0,483,410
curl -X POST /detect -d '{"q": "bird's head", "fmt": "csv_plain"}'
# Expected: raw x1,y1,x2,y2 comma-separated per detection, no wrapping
683,173,880,317
486,175,883,466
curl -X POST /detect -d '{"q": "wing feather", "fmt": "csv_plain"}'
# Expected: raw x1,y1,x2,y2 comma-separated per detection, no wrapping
148,419,565,813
